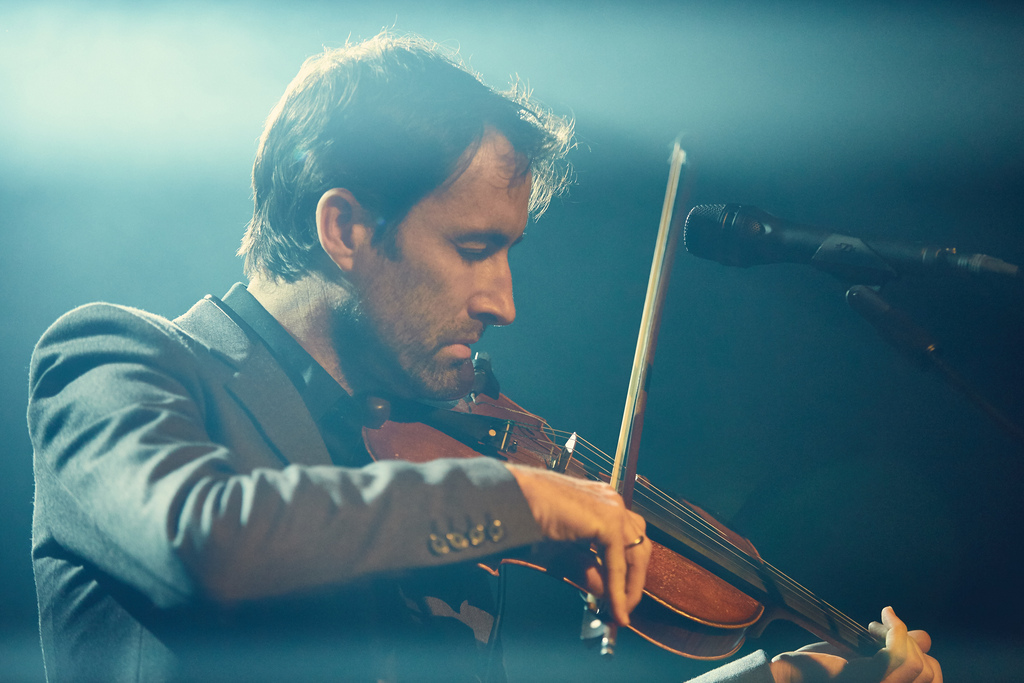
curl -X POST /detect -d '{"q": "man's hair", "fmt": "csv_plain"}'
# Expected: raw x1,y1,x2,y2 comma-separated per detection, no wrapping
240,32,573,281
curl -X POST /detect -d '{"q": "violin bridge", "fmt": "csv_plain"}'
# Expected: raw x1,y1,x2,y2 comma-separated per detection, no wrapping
548,432,577,473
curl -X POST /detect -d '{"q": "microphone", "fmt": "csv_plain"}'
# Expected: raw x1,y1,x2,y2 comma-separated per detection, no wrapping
683,204,1021,285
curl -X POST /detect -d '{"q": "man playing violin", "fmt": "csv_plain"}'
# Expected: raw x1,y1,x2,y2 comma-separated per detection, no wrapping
27,31,939,682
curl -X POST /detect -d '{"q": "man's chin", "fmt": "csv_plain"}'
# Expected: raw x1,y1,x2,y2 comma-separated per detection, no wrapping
415,358,476,401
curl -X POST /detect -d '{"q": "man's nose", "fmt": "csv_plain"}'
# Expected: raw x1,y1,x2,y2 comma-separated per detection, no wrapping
469,258,515,327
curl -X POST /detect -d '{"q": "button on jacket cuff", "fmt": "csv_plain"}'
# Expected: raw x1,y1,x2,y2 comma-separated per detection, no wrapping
415,456,541,561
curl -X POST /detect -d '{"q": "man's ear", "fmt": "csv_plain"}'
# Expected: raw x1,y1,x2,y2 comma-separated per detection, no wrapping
316,188,373,273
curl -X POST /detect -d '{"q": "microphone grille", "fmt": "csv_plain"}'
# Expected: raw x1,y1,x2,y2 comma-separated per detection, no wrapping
682,204,728,260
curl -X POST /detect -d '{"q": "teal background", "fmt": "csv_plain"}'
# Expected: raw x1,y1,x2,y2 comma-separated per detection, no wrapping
2,2,1022,679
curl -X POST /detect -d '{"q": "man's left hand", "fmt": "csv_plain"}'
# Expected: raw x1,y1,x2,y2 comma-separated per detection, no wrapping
769,607,941,683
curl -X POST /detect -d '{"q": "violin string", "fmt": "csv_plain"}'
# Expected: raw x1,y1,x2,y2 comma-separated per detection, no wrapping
499,418,870,643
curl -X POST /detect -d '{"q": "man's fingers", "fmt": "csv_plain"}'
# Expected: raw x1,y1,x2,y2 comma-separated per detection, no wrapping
881,606,910,669
881,605,903,633
908,630,932,654
595,507,647,625
601,531,629,626
505,465,651,626
868,620,886,640
876,607,940,683
624,538,650,611
583,564,605,597
623,511,649,611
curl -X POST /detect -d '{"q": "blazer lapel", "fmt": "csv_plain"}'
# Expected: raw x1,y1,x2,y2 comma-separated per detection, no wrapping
179,297,333,468
224,347,333,468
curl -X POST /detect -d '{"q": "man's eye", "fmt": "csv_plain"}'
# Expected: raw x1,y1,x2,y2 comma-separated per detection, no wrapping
457,245,491,261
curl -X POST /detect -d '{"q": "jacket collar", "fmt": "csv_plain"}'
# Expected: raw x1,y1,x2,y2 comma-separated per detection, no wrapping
176,293,333,468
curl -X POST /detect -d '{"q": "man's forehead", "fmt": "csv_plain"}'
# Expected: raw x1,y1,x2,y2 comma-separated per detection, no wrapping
440,130,528,197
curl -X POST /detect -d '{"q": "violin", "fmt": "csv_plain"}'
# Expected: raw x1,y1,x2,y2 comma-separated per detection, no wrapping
361,382,884,661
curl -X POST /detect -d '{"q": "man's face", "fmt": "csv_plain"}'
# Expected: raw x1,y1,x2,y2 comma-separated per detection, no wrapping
343,130,530,400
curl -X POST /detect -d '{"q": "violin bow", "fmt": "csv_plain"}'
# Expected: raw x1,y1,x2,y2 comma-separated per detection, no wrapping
611,138,694,507
587,138,695,655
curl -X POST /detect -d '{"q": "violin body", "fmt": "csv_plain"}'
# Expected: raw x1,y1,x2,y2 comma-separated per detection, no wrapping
363,391,783,660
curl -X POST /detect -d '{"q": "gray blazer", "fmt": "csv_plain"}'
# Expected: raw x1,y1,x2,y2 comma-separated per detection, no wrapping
28,296,542,682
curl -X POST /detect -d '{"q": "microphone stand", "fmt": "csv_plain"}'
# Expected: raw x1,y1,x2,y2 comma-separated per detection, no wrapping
846,284,1024,449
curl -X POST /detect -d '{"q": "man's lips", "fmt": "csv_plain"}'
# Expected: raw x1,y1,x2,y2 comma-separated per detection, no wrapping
441,335,480,360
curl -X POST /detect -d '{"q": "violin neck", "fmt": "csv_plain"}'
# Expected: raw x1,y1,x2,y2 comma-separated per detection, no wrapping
756,567,883,658
637,499,883,658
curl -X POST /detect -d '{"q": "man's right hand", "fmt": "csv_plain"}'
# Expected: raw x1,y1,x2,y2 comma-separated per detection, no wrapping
505,464,651,627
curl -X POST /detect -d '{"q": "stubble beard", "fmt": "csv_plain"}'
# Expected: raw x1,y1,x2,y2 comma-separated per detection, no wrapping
332,295,477,401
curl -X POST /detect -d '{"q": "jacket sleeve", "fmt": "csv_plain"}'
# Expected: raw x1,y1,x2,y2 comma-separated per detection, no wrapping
685,651,776,683
28,303,543,610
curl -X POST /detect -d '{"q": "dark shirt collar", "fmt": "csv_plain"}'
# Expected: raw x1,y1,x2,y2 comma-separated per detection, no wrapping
219,282,346,424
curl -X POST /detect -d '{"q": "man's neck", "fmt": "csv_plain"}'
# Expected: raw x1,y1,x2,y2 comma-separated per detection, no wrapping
247,274,351,393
